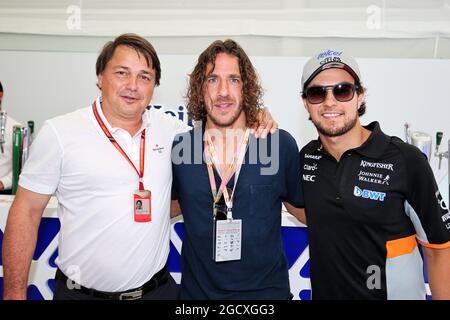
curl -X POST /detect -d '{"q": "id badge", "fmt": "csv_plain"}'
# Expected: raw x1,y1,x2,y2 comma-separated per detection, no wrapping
134,190,151,222
213,219,242,262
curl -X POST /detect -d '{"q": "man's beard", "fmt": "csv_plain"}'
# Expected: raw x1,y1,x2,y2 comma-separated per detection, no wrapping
206,100,244,128
311,114,358,138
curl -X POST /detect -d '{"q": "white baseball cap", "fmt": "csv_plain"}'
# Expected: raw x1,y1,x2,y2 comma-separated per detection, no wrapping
301,49,361,90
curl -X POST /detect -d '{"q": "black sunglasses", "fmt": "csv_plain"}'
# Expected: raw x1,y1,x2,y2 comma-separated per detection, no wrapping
303,82,359,104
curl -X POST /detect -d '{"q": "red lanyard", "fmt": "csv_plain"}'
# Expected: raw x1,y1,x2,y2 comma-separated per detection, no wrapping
92,101,146,191
204,129,250,207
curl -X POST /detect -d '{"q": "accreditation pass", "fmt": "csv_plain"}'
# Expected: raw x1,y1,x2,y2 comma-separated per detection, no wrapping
214,219,242,262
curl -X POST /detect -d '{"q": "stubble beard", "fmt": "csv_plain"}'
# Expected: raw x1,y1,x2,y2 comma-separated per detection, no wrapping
206,100,244,128
312,113,358,138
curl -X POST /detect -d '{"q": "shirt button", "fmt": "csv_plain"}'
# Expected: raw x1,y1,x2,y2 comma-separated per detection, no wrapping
347,153,352,156
335,196,341,200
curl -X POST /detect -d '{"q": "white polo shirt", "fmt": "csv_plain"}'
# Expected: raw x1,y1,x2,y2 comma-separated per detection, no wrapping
19,97,191,292
0,115,21,189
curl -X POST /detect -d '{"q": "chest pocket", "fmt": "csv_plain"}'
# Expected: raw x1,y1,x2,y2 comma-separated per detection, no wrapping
249,184,276,218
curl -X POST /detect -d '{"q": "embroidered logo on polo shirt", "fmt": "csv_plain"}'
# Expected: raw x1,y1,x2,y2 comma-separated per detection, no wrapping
152,144,164,154
360,160,394,172
353,186,386,201
305,154,322,160
436,190,448,210
442,212,450,223
357,170,390,185
303,163,318,172
303,174,316,182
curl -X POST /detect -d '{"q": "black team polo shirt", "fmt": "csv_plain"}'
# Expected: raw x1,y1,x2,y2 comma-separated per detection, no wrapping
300,121,450,300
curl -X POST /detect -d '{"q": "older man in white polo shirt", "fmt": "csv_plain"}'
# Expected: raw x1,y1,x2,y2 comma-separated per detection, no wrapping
2,34,276,300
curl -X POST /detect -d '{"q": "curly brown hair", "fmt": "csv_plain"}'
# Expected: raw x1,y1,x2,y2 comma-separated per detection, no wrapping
186,39,263,127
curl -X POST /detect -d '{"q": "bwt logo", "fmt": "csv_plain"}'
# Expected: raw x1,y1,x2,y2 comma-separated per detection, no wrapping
353,186,386,201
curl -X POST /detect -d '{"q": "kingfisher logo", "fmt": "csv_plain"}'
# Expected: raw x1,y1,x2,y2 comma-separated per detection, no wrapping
360,160,394,171
353,186,386,201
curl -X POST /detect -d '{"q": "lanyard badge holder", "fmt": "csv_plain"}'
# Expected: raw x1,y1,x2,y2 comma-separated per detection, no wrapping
206,129,249,262
212,191,242,262
213,194,242,263
92,101,152,223
134,185,151,223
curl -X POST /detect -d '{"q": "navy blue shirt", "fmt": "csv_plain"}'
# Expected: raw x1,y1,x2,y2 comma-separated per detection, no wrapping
172,127,303,299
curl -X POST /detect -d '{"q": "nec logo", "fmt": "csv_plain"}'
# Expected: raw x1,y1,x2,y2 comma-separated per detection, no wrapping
303,174,316,182
353,186,386,201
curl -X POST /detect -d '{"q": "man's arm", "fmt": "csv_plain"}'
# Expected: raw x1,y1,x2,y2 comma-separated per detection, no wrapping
423,246,450,299
2,187,51,299
170,200,182,218
284,202,307,225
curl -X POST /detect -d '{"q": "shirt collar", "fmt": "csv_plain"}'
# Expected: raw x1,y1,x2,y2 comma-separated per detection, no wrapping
353,121,391,159
91,96,151,136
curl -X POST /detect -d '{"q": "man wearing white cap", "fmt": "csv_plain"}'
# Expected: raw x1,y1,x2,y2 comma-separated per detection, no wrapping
296,49,450,299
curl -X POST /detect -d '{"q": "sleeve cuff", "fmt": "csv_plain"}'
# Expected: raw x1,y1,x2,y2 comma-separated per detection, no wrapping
418,239,450,249
0,175,12,190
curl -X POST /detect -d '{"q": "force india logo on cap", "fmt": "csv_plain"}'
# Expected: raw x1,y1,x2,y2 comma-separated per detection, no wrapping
317,50,343,60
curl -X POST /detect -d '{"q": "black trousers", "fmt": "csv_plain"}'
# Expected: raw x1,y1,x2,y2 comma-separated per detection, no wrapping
53,271,179,300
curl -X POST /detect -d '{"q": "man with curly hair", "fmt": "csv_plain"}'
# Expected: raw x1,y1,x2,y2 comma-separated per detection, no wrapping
171,40,305,299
